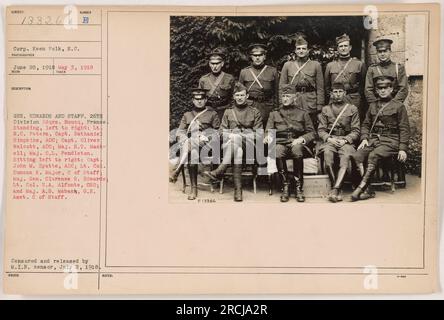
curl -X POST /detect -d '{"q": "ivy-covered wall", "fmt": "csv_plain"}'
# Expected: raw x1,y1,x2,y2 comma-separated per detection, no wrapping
170,16,365,128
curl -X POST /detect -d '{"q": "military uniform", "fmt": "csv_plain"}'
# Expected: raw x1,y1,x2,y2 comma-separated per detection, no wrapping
318,102,360,168
266,105,316,159
220,100,263,132
279,59,325,125
176,108,220,140
365,37,408,104
171,88,221,200
199,71,235,121
219,99,263,163
365,61,408,103
266,84,316,202
325,57,366,115
205,82,263,202
325,34,366,119
239,66,278,125
198,48,235,121
351,76,410,201
279,35,325,125
317,81,360,202
239,44,278,126
353,99,410,166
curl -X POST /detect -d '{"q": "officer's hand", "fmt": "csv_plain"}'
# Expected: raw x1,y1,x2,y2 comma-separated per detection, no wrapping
327,137,337,145
292,137,305,146
358,139,368,150
337,139,347,147
398,150,407,163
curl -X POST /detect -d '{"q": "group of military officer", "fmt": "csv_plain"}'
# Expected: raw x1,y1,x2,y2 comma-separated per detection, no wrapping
170,33,410,203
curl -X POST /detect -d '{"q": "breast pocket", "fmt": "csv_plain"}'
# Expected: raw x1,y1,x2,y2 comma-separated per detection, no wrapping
199,117,213,128
260,79,275,91
347,71,361,85
242,114,255,128
341,115,352,132
294,121,304,132
219,83,232,92
301,70,316,87
380,108,398,127
273,118,287,131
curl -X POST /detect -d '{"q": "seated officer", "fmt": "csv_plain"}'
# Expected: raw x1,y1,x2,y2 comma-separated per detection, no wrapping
351,75,410,201
204,82,263,202
170,88,220,200
318,82,360,203
264,84,316,202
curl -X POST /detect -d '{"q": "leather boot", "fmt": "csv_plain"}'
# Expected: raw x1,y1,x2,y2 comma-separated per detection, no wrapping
351,163,376,201
187,165,198,200
325,164,336,188
294,158,305,202
233,164,243,202
397,163,406,188
169,163,184,183
328,167,347,202
187,164,198,200
358,186,375,200
351,162,365,189
204,164,228,182
276,159,289,202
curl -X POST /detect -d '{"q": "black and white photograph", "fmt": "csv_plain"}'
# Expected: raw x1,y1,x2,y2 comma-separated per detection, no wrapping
168,13,425,204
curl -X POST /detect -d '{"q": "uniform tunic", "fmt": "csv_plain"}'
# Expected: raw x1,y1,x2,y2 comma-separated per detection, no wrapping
318,103,360,168
177,108,220,140
176,108,220,163
324,57,366,116
199,72,235,121
219,101,263,163
365,60,408,103
352,99,410,166
279,59,325,115
266,105,316,159
239,65,278,126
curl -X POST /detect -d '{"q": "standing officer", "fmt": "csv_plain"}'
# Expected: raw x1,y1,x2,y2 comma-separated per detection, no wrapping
204,82,263,202
279,35,324,128
350,76,410,201
170,88,220,200
318,82,360,202
325,34,366,120
265,84,316,202
365,37,408,104
239,43,279,127
199,48,235,121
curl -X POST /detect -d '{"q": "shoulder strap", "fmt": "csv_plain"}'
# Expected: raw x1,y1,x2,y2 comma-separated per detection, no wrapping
376,65,383,76
395,63,399,79
369,101,391,134
208,72,225,96
186,108,208,134
231,108,245,129
290,59,310,85
247,66,267,91
278,109,293,128
333,58,352,82
328,104,349,136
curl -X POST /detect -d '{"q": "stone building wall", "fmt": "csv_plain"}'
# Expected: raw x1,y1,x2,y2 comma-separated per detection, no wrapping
366,14,425,176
